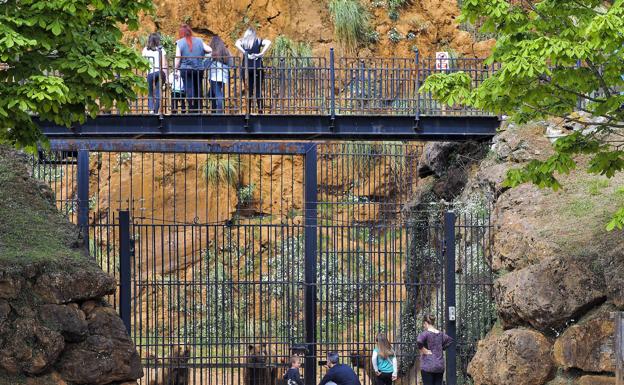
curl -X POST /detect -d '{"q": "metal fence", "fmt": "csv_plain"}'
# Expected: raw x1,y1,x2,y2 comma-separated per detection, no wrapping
113,51,496,117
33,141,495,385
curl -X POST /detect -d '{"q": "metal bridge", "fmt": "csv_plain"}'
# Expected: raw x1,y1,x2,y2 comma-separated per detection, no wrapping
39,52,500,142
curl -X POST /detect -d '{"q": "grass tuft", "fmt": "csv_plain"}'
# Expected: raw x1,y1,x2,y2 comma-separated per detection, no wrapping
202,155,240,186
328,0,371,51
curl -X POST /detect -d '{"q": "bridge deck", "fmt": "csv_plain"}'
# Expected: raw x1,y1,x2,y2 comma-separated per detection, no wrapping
39,55,500,141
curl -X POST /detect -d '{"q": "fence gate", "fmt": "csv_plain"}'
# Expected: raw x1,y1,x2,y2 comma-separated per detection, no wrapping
34,142,495,385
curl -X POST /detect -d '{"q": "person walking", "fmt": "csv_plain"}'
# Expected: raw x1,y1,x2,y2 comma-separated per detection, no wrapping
417,315,453,385
207,36,232,114
175,24,212,113
319,352,361,385
372,333,398,384
235,27,271,113
142,33,168,114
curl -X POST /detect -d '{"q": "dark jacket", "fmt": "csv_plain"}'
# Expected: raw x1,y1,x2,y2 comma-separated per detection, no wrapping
319,364,361,385
284,368,304,385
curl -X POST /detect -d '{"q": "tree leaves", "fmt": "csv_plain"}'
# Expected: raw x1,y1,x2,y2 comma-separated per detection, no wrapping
0,0,153,148
424,0,624,231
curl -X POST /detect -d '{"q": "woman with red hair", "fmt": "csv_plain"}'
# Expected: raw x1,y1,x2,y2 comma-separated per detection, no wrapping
175,24,212,112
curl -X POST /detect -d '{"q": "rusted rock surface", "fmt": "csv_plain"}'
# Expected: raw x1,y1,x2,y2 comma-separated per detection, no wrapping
553,310,615,373
468,327,554,385
495,257,605,331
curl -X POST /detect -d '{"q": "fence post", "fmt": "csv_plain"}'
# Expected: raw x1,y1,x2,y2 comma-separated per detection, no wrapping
77,148,90,252
444,211,457,385
329,48,336,130
576,59,583,111
304,143,318,385
616,311,624,385
244,55,251,130
415,48,421,127
119,210,132,335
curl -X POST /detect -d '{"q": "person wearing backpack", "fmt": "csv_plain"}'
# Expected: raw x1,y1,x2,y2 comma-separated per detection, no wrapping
175,24,212,113
235,28,271,113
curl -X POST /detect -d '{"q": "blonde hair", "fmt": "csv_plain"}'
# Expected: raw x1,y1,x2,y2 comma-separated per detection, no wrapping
376,333,395,359
241,27,258,50
290,355,301,366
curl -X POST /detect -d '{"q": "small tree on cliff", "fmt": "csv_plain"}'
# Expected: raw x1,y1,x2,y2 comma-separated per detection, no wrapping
422,0,624,230
0,0,153,149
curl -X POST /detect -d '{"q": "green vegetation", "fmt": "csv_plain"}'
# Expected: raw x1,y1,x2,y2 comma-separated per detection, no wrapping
271,35,313,59
0,0,152,149
237,183,256,205
0,147,83,262
328,0,371,51
388,28,404,44
387,0,410,21
202,155,240,186
422,0,624,231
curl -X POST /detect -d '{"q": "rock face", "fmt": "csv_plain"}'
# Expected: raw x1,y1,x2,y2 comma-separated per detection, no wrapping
495,257,606,331
0,146,142,385
451,123,624,385
468,327,554,385
553,310,615,373
0,260,143,385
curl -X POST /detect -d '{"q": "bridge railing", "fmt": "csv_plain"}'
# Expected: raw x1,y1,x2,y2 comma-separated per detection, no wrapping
115,50,497,117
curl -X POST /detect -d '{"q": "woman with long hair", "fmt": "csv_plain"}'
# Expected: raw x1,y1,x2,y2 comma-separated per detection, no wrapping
174,24,212,112
208,36,232,114
142,33,168,114
235,27,271,113
417,315,453,385
372,333,398,384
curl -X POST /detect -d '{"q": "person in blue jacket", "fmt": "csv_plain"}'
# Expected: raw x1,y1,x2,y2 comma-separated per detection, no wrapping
319,352,362,385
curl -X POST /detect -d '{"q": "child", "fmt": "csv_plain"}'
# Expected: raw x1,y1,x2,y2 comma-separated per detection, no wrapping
169,69,185,113
284,355,304,385
372,333,398,385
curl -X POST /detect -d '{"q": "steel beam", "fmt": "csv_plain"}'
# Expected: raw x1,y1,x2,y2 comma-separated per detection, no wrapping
37,114,499,141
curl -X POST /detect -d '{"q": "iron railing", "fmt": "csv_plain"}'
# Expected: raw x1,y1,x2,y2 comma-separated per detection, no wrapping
110,51,496,117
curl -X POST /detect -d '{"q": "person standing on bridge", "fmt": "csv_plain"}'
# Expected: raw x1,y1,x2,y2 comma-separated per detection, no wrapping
235,28,271,114
175,24,212,113
142,33,168,114
417,315,453,385
208,36,233,114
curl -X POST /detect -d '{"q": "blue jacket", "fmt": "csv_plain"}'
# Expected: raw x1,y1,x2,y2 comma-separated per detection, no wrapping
319,364,361,385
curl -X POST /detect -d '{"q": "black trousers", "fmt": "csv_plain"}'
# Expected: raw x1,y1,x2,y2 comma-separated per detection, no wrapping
246,68,264,113
375,372,393,385
421,371,444,385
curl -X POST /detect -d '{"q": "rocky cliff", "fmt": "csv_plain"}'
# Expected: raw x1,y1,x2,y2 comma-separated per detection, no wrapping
126,0,493,58
432,123,624,385
0,146,143,385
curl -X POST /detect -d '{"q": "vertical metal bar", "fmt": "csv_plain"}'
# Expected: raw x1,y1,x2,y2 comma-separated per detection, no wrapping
445,211,457,385
304,143,318,385
616,311,624,385
329,49,336,125
576,59,583,111
119,210,132,334
77,148,90,250
415,48,421,124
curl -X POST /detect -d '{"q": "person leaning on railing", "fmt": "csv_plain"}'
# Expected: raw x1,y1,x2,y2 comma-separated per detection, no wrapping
174,24,212,113
235,27,271,114
207,36,233,114
142,33,168,114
